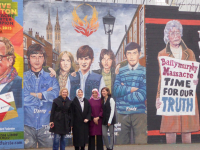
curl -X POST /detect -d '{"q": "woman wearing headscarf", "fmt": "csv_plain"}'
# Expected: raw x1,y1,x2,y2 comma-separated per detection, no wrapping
71,89,91,150
49,88,71,150
88,89,103,150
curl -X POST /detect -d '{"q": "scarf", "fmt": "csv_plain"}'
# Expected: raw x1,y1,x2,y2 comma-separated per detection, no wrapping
0,66,18,85
90,88,101,100
76,89,84,102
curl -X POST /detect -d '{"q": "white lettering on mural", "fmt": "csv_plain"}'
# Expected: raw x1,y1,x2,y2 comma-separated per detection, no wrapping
126,107,137,111
34,109,46,114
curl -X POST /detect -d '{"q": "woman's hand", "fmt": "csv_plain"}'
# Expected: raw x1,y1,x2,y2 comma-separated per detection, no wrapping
49,122,54,128
93,117,99,125
84,119,89,123
156,98,162,109
108,123,111,126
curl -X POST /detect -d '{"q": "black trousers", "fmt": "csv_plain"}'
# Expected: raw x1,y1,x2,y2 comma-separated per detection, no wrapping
88,135,103,150
75,146,85,150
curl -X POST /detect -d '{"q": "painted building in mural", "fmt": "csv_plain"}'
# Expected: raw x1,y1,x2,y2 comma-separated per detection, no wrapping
115,5,146,67
1,0,200,149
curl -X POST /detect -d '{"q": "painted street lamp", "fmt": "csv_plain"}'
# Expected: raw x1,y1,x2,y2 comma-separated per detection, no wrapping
103,10,115,50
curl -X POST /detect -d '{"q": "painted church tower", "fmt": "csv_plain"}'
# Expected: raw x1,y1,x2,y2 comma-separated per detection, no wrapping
46,8,53,44
54,9,61,53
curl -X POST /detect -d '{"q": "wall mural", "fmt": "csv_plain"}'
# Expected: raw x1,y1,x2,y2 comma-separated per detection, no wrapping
0,0,200,149
23,1,146,148
146,6,200,143
0,0,24,149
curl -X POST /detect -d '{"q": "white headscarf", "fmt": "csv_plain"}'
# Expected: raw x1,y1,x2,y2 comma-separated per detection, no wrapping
76,89,84,102
90,88,101,100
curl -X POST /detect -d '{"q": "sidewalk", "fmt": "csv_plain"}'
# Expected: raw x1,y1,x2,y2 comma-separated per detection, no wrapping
16,143,200,150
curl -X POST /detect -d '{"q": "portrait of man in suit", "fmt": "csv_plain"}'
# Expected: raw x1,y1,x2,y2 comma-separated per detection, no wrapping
0,37,22,109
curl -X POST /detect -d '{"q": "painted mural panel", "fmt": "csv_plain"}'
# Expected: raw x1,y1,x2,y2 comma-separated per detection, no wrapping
146,5,200,143
23,0,147,147
0,0,24,149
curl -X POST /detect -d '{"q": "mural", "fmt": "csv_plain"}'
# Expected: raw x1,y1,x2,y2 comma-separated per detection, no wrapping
0,0,200,149
0,0,24,149
23,0,146,147
146,6,200,143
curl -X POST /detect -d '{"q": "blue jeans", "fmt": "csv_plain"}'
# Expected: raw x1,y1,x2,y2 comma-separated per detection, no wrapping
53,134,66,150
24,125,52,148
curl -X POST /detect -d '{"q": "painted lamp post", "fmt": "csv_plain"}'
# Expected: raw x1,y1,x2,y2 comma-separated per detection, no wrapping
103,10,115,50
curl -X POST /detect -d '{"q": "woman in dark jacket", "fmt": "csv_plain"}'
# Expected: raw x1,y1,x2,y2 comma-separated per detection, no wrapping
101,87,116,150
49,88,71,150
71,89,91,150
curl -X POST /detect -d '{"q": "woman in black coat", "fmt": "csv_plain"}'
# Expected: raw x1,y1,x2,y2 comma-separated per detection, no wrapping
49,88,71,150
71,89,91,150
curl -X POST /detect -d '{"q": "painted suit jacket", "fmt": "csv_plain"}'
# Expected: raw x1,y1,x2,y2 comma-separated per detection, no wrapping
0,76,22,109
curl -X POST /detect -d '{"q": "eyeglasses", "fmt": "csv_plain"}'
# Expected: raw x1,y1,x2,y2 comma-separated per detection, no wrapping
169,31,181,37
0,55,7,61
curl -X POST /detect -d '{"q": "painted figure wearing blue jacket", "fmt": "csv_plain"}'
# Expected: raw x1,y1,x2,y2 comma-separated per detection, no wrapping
24,69,59,129
24,44,59,148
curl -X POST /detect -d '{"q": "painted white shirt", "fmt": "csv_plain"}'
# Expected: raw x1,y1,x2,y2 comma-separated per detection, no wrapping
128,62,139,71
0,83,8,92
170,45,182,60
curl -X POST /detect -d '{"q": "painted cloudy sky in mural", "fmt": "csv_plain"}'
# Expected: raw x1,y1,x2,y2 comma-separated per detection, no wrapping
23,0,137,69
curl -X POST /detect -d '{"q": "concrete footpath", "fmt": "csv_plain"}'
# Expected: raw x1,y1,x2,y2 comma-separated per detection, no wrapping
16,144,200,150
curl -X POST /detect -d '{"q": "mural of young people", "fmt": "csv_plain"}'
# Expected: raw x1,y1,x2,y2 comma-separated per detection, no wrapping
24,0,146,146
24,44,60,148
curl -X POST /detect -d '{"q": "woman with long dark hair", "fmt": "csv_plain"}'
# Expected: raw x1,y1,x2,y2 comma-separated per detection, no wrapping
49,88,71,150
71,89,91,150
101,87,116,150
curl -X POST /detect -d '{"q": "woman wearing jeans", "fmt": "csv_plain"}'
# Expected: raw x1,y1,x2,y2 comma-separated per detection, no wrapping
49,88,71,150
101,87,116,150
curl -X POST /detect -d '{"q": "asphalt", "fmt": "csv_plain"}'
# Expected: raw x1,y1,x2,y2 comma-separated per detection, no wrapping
15,143,200,150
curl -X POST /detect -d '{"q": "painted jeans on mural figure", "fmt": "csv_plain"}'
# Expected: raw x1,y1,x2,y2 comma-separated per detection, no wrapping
24,125,52,148
53,134,66,150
